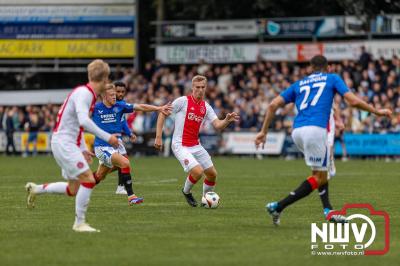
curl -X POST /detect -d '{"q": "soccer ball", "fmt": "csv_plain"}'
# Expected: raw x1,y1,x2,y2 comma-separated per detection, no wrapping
201,192,220,209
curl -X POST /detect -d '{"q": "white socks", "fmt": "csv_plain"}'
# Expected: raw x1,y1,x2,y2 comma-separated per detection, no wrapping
183,175,198,194
74,183,94,225
183,175,217,195
203,179,216,196
34,182,69,195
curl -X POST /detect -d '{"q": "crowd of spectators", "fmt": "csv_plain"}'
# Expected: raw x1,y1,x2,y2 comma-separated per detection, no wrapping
1,51,400,140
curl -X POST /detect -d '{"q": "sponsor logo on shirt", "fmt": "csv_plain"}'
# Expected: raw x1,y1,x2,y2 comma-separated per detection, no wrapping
100,113,117,123
187,112,204,123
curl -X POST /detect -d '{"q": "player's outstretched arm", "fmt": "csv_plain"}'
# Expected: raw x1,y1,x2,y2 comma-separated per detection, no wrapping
212,112,240,131
154,112,166,151
134,103,172,116
255,95,286,149
343,92,392,117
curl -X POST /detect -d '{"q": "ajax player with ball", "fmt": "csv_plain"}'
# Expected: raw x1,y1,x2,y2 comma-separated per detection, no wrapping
155,75,239,208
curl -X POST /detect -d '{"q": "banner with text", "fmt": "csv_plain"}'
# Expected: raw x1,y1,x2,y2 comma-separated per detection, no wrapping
0,5,135,23
195,20,258,37
221,132,286,155
0,4,136,58
156,44,258,64
335,133,400,156
157,40,400,64
0,39,135,58
257,17,344,37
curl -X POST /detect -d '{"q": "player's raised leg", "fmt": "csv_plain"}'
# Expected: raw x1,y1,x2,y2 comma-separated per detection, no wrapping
267,173,322,226
25,179,79,208
266,126,329,225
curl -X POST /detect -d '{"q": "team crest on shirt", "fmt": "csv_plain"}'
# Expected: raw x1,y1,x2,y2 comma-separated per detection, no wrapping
77,162,84,169
184,159,189,165
113,107,120,113
200,106,205,114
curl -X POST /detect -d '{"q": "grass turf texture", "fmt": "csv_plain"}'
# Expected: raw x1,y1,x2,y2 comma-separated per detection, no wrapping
0,156,399,266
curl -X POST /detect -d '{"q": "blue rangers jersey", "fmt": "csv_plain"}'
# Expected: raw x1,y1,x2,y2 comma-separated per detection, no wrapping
93,101,134,147
280,73,349,129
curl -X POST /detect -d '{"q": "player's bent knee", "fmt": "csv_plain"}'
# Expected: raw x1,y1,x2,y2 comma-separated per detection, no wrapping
190,166,204,179
66,182,79,196
121,160,130,170
313,171,328,187
208,170,218,179
66,186,78,196
78,170,96,184
112,154,130,169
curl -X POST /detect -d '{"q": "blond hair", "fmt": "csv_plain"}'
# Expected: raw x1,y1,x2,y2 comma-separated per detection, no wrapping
87,59,110,82
105,83,115,91
192,75,207,84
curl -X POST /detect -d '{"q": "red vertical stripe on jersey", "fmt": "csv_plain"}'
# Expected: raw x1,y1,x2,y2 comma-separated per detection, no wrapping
53,91,74,132
182,95,206,147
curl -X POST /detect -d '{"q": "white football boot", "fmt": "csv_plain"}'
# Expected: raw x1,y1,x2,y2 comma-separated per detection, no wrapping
72,222,100,233
115,185,127,195
25,182,37,209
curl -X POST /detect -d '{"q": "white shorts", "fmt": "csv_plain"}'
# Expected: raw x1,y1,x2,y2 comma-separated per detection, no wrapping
94,139,127,168
51,140,89,180
327,117,335,147
292,126,329,171
171,143,213,172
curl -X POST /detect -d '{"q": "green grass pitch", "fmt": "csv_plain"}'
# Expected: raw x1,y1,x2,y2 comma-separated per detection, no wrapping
0,156,399,266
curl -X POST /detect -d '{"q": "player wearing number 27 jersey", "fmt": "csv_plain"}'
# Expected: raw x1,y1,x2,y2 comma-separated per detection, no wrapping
255,55,392,226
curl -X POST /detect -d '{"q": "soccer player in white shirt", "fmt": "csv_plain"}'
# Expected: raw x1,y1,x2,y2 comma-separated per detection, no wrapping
154,75,239,207
25,59,119,233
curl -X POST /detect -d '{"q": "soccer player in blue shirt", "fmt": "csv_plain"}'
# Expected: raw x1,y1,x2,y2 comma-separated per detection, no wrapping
114,81,136,195
92,84,172,205
255,55,392,225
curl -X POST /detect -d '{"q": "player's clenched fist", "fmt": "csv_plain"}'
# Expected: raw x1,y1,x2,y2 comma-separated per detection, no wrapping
375,108,392,118
154,136,163,151
130,134,137,143
254,132,267,150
